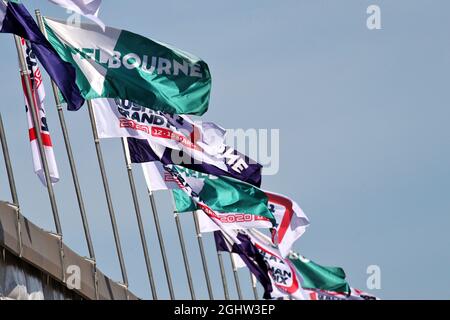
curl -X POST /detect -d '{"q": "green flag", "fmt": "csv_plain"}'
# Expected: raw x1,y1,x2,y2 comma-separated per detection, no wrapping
289,254,351,294
170,166,274,222
172,189,196,213
43,17,211,115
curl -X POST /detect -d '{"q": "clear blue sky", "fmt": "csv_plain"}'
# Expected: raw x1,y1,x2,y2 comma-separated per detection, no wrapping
1,0,449,299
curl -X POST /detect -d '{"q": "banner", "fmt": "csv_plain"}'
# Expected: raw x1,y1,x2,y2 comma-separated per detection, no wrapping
93,98,228,167
165,165,273,221
166,164,277,299
141,161,179,192
129,137,262,187
19,38,59,186
214,230,274,299
268,191,309,257
247,230,308,300
44,17,211,115
244,230,373,300
0,1,84,110
93,97,262,186
141,161,272,230
288,252,350,294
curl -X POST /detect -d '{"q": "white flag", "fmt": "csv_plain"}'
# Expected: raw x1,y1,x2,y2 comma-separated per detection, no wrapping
92,98,228,168
267,191,310,257
92,98,262,186
20,38,59,187
48,0,105,31
141,161,180,192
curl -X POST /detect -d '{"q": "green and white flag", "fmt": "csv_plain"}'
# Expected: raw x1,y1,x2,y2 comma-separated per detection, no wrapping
43,17,211,115
166,165,275,223
288,253,350,294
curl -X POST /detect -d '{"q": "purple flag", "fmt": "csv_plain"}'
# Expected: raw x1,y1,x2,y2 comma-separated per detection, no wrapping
127,137,262,187
214,231,273,299
0,1,84,110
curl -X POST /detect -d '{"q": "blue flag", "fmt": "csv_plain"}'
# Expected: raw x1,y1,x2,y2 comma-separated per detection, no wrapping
0,1,84,110
214,230,273,299
127,137,262,187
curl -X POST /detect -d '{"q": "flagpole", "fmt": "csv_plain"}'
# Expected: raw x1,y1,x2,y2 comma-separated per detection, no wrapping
34,9,95,261
121,138,157,299
173,211,196,300
0,113,19,206
146,189,175,299
216,250,230,300
87,100,128,287
230,253,243,299
250,273,258,300
0,112,23,256
13,35,62,235
191,211,214,300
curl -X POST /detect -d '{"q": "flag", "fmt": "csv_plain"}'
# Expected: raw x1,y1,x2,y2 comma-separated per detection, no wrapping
0,1,84,110
165,165,274,222
19,37,59,186
93,98,235,172
288,252,350,294
128,138,262,186
47,0,105,31
43,18,211,115
166,166,278,299
94,97,263,205
92,97,262,186
247,229,309,300
141,161,179,192
186,190,309,236
233,229,378,300
93,99,225,145
164,162,274,298
140,160,272,231
214,230,273,299
268,192,310,257
248,230,375,300
128,137,262,187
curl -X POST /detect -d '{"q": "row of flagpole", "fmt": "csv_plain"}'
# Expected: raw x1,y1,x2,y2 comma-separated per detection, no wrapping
0,7,261,300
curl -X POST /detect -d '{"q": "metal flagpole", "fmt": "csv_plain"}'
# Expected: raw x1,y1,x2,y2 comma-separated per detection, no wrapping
230,253,243,300
191,211,214,300
13,35,62,235
87,100,128,286
121,138,158,298
0,113,19,206
0,113,23,256
34,9,95,260
147,189,175,299
217,250,230,300
250,273,258,300
173,211,196,300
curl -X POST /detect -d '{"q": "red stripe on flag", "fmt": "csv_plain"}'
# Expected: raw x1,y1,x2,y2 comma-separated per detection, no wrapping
29,128,53,147
21,70,53,148
266,192,294,244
